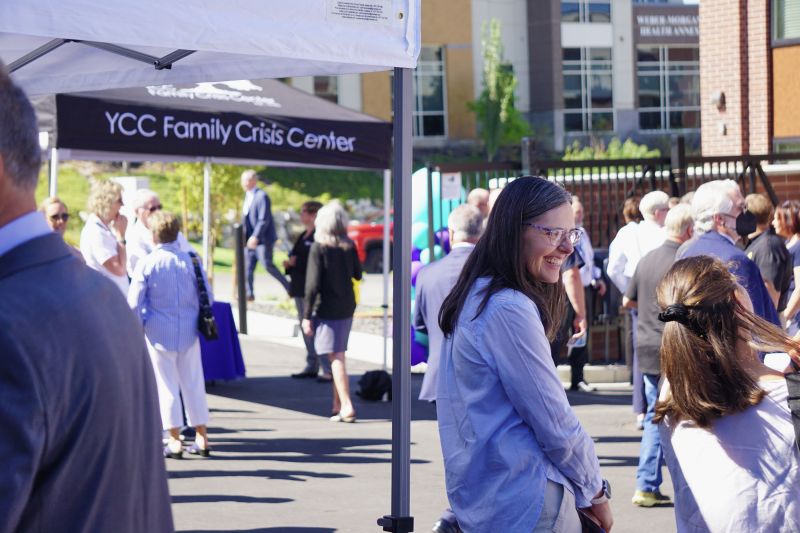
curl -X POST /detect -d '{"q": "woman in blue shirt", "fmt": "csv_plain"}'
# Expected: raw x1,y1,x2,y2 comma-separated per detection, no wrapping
128,211,212,459
437,176,612,532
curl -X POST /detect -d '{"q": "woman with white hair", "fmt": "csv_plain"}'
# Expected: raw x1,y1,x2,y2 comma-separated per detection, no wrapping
80,180,129,295
301,202,363,422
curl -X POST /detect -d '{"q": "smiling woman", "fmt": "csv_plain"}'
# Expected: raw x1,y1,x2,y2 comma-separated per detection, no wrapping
436,176,612,533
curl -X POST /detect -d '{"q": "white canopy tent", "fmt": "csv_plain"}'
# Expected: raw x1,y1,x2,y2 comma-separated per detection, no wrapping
1,2,418,531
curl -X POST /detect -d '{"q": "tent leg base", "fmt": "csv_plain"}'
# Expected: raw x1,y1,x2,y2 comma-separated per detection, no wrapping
377,515,414,532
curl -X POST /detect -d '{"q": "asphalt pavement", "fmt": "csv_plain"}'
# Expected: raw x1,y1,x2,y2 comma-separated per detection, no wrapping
168,333,677,533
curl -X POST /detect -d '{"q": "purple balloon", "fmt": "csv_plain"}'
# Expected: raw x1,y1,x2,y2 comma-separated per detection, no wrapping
436,228,451,254
411,329,428,365
411,260,424,286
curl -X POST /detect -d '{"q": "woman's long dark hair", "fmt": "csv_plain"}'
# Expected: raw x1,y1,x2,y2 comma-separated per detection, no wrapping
438,176,571,341
654,256,800,428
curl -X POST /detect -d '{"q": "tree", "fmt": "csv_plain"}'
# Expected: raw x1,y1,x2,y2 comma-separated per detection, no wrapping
468,19,531,162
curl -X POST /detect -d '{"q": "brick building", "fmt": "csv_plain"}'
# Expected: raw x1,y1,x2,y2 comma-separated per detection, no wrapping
700,0,800,155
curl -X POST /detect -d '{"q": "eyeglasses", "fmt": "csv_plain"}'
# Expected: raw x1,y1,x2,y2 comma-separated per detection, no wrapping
147,204,163,213
49,213,70,222
522,222,582,246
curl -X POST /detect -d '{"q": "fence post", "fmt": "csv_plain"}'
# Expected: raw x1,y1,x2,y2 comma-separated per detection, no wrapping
234,223,248,335
748,161,758,195
521,136,534,175
670,135,686,197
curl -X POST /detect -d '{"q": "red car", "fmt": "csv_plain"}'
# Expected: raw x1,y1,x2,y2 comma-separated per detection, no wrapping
347,217,393,273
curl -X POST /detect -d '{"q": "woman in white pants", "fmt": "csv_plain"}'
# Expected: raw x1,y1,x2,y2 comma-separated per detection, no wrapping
128,211,211,459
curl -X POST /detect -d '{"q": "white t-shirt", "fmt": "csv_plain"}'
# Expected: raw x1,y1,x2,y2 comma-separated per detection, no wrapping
659,378,800,532
80,213,129,295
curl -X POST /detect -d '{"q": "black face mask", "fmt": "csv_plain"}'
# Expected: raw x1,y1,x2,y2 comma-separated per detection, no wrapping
735,210,757,238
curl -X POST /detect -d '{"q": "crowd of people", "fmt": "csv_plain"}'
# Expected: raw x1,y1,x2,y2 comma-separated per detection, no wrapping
6,55,800,531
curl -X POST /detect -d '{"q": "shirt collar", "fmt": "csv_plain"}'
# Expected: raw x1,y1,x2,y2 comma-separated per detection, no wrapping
451,242,476,250
0,211,52,257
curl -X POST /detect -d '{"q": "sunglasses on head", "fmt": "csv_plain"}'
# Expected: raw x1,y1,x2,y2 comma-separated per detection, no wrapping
49,213,70,222
147,204,163,213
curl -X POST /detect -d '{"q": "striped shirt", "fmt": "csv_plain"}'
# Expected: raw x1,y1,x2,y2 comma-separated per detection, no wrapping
127,242,213,353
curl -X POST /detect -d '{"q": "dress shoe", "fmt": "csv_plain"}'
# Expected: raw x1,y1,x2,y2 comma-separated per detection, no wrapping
246,295,255,302
291,370,317,379
431,518,462,533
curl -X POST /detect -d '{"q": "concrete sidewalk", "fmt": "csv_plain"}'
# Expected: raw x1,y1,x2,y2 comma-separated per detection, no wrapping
168,334,676,532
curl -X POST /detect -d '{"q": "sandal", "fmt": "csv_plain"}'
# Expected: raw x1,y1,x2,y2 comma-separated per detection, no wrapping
329,412,356,423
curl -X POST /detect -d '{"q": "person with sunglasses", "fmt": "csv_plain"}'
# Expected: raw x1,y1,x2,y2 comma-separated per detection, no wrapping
437,176,613,532
126,188,192,276
38,196,82,259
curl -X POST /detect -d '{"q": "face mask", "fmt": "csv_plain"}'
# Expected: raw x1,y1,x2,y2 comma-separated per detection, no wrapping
734,210,757,238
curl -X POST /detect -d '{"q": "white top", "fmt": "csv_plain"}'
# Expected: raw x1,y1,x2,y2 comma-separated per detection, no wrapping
126,219,192,277
606,219,666,293
80,213,129,295
0,211,51,257
659,379,800,532
575,227,600,287
242,189,255,216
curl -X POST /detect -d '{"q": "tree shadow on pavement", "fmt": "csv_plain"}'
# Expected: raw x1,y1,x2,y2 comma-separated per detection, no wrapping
597,455,640,468
207,373,437,422
171,495,292,504
565,390,633,407
180,529,335,533
168,469,350,482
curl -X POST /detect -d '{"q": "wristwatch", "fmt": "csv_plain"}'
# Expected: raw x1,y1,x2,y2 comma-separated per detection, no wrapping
591,479,612,505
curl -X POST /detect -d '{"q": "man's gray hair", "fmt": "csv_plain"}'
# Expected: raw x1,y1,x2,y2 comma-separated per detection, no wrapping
0,63,42,191
448,204,484,242
664,203,693,238
132,188,159,211
639,190,669,219
691,179,739,234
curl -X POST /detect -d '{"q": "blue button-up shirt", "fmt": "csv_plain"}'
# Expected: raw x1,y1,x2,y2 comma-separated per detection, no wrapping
678,231,780,325
128,242,212,353
437,277,602,532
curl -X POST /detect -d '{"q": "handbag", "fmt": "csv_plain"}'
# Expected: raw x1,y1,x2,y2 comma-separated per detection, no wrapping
189,252,219,341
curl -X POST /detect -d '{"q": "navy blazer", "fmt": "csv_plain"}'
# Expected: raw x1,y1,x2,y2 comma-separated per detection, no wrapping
243,187,277,245
414,245,473,402
0,234,173,532
678,231,780,325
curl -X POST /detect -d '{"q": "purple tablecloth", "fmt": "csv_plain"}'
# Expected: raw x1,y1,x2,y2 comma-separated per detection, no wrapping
199,302,246,381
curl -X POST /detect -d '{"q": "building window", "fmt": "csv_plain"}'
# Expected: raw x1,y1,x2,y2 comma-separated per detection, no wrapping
774,0,800,42
413,46,447,138
562,47,614,132
636,46,700,131
313,76,339,103
561,0,611,23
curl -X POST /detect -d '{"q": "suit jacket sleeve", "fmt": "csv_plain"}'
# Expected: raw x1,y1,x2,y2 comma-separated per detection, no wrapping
0,333,47,531
251,191,269,243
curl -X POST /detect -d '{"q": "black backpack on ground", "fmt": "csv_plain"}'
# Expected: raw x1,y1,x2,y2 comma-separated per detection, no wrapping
357,370,392,401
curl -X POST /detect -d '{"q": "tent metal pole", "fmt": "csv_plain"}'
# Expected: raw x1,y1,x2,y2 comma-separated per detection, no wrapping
378,67,413,533
202,159,212,276
48,147,59,197
382,168,391,372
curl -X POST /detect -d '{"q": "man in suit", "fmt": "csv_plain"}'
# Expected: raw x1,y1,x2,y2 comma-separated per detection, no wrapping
678,179,780,325
241,169,290,300
0,64,173,532
414,203,484,533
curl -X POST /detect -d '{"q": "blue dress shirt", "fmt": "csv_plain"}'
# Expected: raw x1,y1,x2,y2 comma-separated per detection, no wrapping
437,277,602,532
0,211,51,257
128,242,213,352
678,231,780,325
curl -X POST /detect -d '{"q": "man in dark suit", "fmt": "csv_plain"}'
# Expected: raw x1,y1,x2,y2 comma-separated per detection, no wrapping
241,169,290,300
0,64,173,532
414,203,484,533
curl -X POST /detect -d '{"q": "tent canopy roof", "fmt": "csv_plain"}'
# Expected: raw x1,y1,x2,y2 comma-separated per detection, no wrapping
1,0,420,96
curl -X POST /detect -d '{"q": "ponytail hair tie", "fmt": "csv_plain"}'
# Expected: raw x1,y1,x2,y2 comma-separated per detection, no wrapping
658,303,707,339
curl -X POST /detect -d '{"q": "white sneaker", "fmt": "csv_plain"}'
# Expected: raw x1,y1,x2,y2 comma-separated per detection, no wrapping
636,413,645,430
577,381,595,392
